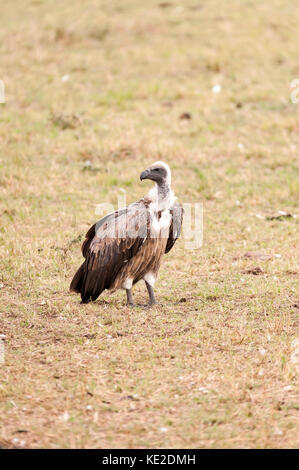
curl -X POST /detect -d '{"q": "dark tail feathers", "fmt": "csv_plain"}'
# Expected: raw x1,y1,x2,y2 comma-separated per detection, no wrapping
70,262,104,303
70,263,85,295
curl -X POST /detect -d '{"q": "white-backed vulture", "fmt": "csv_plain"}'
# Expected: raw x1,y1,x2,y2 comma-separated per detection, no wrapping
70,161,183,306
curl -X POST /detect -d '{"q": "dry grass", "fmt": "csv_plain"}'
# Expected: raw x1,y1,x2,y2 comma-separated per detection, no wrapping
0,0,298,449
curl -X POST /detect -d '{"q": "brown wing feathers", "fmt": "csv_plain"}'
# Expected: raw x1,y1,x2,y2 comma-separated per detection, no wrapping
70,206,147,303
81,224,96,258
71,236,145,303
165,203,183,254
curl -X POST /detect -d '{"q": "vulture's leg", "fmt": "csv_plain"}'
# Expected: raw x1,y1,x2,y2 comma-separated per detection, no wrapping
145,281,157,306
126,289,135,307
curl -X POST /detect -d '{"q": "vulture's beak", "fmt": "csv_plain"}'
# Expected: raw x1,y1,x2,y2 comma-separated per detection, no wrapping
140,169,150,181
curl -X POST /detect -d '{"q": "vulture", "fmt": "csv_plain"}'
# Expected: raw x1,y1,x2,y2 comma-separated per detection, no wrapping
70,161,183,307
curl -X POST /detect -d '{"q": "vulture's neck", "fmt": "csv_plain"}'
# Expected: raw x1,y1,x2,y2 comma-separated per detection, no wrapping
148,182,174,212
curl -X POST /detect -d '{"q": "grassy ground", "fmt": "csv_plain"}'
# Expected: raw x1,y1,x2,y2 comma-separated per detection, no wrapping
0,0,298,449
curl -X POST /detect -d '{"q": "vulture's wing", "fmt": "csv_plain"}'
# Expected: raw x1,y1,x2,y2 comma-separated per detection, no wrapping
70,200,150,302
165,202,183,254
81,208,127,259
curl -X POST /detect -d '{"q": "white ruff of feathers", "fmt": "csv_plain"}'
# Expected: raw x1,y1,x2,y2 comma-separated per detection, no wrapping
147,161,176,212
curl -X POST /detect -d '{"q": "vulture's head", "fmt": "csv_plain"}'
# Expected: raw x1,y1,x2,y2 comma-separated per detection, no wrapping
140,161,171,186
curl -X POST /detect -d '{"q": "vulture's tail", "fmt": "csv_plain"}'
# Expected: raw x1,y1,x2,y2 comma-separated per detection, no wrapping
70,263,85,295
70,262,104,303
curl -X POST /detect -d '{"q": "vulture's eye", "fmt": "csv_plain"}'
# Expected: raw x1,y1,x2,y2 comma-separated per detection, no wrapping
153,168,160,172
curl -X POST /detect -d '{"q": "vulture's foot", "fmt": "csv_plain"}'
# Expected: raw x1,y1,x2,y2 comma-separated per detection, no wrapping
145,281,157,307
126,289,135,308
